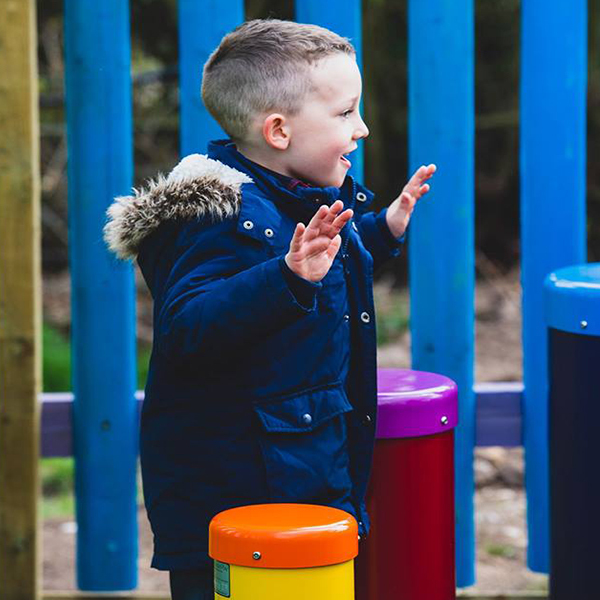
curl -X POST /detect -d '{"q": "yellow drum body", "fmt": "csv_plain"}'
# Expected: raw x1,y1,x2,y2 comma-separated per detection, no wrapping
210,504,358,600
215,559,354,599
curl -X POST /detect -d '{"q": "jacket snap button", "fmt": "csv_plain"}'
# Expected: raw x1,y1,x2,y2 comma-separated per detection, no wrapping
352,222,358,231
356,192,367,202
360,311,371,323
302,413,313,425
363,414,372,425
344,314,350,321
264,228,274,238
243,220,254,230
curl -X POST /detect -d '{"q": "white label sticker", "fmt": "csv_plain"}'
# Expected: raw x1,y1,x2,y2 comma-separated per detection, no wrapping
214,560,231,597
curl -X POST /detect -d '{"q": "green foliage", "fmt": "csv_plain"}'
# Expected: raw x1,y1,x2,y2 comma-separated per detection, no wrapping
486,543,517,559
43,323,71,392
377,302,409,345
43,323,153,392
41,457,73,496
40,457,75,519
374,284,409,345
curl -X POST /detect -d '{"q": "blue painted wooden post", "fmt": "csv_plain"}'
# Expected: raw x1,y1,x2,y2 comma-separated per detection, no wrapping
179,0,245,156
64,0,138,590
407,0,475,587
520,0,587,573
295,0,364,181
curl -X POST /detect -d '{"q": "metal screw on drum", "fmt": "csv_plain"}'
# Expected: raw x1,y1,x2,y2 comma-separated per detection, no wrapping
441,415,449,426
580,320,588,329
252,551,261,560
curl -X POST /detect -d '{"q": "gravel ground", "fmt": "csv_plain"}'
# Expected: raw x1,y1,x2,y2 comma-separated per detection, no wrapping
42,453,548,593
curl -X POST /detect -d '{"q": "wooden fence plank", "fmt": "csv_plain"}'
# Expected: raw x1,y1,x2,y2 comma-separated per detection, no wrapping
0,1,42,599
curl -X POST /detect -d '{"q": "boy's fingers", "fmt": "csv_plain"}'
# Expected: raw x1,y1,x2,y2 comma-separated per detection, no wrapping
331,209,354,233
306,205,329,236
289,222,305,253
320,200,344,226
326,234,342,260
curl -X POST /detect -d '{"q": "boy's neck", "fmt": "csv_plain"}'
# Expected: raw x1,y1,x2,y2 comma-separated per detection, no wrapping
235,141,293,182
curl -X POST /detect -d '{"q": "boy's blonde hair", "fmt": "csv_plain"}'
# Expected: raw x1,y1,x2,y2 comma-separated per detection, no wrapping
202,19,355,142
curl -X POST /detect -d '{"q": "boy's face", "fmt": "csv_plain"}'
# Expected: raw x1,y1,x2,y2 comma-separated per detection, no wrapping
281,53,369,188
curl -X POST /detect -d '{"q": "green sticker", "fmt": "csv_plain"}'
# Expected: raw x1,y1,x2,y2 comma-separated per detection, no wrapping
214,560,231,597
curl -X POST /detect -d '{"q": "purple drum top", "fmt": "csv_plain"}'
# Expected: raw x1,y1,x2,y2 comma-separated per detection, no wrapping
376,369,458,439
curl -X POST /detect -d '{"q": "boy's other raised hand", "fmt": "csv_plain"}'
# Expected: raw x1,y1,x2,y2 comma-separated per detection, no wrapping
285,200,353,282
386,164,437,238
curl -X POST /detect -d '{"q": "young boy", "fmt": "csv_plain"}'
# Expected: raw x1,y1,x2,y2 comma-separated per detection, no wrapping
105,19,434,599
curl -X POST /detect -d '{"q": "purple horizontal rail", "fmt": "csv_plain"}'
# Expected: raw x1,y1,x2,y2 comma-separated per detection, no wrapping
40,385,522,457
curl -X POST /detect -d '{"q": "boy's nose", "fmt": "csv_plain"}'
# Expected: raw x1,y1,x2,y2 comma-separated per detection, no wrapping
355,115,369,139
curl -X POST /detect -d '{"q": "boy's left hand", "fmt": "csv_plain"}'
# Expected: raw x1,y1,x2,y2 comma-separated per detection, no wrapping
385,164,436,238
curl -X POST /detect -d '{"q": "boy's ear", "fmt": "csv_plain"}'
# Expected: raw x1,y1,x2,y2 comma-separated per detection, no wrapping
262,113,290,150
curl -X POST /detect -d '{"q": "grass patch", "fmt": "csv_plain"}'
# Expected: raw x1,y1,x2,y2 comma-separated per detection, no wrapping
374,282,409,345
41,457,75,519
486,543,517,559
43,322,153,392
43,323,71,392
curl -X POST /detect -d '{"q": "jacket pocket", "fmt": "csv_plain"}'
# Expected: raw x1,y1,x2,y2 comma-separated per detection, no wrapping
252,382,354,503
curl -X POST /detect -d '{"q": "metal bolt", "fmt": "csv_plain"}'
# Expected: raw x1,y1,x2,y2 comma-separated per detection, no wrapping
252,551,261,560
580,320,588,329
441,415,449,426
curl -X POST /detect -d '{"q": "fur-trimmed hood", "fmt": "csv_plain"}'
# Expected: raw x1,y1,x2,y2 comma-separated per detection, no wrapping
104,154,252,260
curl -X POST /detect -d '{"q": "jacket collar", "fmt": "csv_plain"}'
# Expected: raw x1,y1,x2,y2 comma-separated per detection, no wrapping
207,140,371,220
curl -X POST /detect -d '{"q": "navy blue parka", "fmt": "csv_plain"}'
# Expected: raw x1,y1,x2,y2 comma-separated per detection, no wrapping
104,141,404,570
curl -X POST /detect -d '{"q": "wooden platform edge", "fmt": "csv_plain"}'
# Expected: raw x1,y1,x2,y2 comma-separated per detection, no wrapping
44,592,548,600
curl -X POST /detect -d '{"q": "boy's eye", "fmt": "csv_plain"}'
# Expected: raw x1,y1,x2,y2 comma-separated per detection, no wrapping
341,110,353,118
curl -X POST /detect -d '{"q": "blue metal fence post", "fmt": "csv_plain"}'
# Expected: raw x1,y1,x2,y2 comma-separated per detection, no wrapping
64,0,138,590
407,0,475,586
179,0,245,157
520,0,587,573
295,0,364,181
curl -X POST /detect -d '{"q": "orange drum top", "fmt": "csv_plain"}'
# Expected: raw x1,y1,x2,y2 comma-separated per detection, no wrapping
209,503,358,569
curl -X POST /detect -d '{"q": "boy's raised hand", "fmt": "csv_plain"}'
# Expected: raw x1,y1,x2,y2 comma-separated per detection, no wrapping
285,200,353,283
386,164,437,238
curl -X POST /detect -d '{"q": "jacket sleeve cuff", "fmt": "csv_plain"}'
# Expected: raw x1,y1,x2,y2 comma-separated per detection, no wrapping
355,208,404,270
279,256,322,310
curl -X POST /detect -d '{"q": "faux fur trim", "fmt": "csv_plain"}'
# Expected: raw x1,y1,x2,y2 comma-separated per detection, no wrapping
104,154,253,260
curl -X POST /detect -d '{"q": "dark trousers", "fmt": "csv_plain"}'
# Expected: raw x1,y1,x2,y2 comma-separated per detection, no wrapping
169,568,213,600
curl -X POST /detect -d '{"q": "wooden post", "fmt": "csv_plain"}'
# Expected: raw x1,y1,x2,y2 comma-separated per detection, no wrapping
0,1,42,599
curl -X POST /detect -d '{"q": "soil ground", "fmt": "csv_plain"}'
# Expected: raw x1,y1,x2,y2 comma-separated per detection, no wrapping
42,270,549,593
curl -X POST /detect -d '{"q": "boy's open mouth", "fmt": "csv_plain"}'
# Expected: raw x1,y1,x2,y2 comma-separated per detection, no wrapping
340,153,352,167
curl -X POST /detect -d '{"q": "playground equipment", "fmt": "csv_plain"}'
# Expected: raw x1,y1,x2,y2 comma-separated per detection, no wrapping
355,370,458,600
545,264,600,600
209,504,358,599
0,0,590,597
